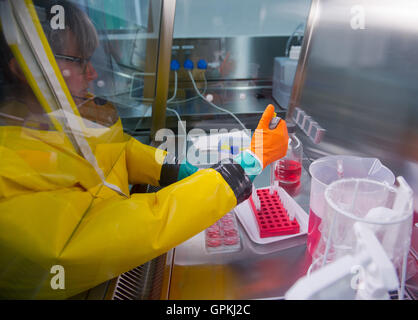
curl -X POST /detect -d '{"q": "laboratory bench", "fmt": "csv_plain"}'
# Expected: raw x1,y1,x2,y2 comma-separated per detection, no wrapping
72,153,417,300
72,154,314,300
163,156,418,300
71,111,417,300
164,156,313,300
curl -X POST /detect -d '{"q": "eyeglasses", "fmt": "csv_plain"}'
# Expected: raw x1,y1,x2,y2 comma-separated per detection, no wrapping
54,54,92,74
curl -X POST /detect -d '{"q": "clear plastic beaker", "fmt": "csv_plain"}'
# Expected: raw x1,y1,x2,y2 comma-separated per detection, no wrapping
319,177,413,299
307,156,395,257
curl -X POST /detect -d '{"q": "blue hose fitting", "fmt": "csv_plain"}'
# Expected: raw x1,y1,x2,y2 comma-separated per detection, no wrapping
183,59,194,70
170,60,180,71
197,59,207,70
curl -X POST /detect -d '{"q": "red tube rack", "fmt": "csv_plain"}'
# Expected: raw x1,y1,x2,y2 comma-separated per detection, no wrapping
249,188,300,238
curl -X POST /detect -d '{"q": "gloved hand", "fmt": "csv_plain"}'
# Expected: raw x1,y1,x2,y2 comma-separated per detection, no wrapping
233,104,288,181
178,160,199,180
159,155,199,186
249,104,288,169
160,104,288,186
159,154,252,204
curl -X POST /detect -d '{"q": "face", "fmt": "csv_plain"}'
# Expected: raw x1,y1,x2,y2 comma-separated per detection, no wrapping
55,31,98,106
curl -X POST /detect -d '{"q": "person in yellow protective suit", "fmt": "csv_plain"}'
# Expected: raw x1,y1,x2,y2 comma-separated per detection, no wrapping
0,0,288,299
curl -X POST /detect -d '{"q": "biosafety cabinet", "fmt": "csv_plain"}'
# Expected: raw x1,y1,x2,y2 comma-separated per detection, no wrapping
1,0,416,299
68,0,417,300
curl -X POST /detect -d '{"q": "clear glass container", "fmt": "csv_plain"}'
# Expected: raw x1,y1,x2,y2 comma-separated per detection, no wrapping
271,123,302,194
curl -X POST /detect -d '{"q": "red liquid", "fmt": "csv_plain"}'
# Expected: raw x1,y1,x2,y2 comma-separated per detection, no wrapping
275,160,302,184
307,208,322,256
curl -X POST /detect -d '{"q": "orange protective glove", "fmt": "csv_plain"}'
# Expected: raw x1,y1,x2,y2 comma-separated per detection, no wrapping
250,104,289,169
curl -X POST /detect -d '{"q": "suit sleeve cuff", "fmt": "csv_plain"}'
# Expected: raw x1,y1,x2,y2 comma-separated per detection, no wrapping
159,154,180,187
211,159,253,204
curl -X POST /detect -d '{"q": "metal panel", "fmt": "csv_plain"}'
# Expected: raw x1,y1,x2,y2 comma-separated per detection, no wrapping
171,36,291,81
151,0,177,139
287,0,418,206
142,0,163,102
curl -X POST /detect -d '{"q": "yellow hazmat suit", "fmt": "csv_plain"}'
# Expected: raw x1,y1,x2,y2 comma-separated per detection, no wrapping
0,119,240,299
0,0,287,299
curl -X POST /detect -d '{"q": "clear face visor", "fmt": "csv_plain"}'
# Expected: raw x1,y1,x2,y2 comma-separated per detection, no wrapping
0,0,121,129
0,0,159,197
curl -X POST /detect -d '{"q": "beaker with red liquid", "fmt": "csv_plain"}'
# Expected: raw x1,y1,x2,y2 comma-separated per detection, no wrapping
271,123,303,196
276,159,302,184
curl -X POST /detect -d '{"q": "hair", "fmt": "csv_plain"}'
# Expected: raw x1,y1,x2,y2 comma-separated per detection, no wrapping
38,0,99,58
0,1,99,99
1,1,99,62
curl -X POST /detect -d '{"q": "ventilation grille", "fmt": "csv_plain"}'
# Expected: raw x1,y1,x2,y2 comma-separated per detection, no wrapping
389,289,413,300
112,264,149,300
111,254,167,300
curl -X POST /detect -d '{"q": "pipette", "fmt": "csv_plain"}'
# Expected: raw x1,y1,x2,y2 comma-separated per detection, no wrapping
269,112,281,194
269,112,281,130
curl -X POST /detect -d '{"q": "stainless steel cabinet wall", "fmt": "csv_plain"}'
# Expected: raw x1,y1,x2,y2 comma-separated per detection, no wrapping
288,0,418,209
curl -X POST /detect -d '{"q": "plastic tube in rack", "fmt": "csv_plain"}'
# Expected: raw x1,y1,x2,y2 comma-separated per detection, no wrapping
252,185,261,211
252,184,257,202
274,180,279,194
288,208,295,221
254,196,261,211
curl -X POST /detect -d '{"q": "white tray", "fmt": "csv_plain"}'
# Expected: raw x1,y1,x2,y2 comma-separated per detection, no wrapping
234,186,309,245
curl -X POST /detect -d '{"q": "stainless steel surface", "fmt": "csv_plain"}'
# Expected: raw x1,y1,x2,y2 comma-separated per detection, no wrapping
122,88,287,135
286,0,418,296
286,0,317,122
287,0,418,193
117,33,308,133
171,37,292,81
169,154,313,300
151,0,177,139
142,0,164,103
161,1,313,131
166,88,285,131
168,88,275,114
